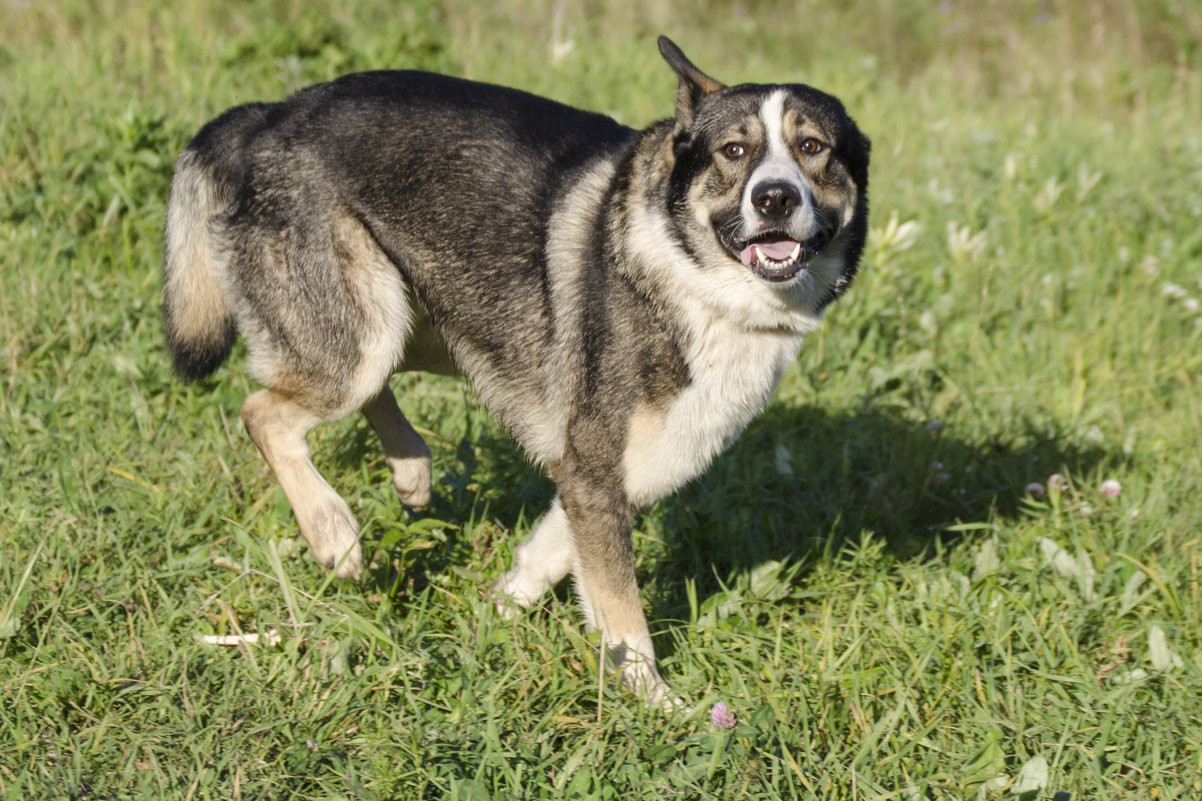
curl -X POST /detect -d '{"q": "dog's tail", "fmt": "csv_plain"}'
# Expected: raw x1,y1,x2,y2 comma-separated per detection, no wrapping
162,104,268,381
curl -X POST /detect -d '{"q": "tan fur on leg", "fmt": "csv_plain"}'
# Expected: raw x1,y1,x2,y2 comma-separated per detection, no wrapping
241,389,363,579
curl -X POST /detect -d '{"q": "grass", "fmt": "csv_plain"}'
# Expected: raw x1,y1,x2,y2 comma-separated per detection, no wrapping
2,0,1202,797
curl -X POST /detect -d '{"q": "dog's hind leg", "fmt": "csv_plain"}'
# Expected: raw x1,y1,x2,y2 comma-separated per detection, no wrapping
230,210,416,579
241,390,365,578
492,497,574,613
361,385,432,509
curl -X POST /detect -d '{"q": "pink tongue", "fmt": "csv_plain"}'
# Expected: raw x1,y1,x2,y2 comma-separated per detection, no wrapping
739,239,799,265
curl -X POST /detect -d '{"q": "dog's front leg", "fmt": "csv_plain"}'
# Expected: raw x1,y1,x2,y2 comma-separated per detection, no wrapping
559,473,678,708
492,497,574,614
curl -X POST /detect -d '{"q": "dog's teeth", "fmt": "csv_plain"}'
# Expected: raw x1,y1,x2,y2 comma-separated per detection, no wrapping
789,242,801,262
754,245,766,264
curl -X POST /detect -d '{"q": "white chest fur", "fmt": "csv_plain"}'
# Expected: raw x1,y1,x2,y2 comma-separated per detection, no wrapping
622,319,804,507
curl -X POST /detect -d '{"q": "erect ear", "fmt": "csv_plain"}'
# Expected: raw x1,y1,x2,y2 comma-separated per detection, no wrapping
657,36,724,129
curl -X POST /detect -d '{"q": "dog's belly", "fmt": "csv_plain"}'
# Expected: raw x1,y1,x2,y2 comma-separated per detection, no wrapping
622,323,803,507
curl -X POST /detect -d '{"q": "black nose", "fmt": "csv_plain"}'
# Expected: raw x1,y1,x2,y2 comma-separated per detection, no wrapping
751,181,802,220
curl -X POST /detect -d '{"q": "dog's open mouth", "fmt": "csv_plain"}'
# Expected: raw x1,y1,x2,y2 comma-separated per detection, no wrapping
736,231,832,282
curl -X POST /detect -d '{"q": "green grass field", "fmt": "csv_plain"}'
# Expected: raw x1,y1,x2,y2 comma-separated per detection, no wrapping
3,0,1201,797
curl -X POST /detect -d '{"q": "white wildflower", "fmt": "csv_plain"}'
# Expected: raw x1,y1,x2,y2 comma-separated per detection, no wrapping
869,210,921,253
947,222,986,262
1002,153,1020,181
1033,176,1066,213
1075,164,1102,200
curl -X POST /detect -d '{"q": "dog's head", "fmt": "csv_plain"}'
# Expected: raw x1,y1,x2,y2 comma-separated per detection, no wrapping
656,37,870,317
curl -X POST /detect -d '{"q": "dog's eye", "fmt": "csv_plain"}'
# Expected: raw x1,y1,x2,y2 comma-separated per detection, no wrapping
800,138,825,155
721,143,746,160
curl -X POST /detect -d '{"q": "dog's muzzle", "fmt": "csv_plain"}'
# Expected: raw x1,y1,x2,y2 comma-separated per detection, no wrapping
726,180,834,282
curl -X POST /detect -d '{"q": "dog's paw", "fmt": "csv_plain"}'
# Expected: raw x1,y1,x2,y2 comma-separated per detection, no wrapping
616,660,686,711
302,502,363,579
329,543,364,580
651,686,692,715
390,455,432,510
490,570,541,620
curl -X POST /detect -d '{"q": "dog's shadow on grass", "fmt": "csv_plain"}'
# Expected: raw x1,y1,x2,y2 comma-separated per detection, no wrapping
331,397,1117,620
643,401,1118,621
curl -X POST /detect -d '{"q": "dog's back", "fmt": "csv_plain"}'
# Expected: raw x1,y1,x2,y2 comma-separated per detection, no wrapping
163,72,633,386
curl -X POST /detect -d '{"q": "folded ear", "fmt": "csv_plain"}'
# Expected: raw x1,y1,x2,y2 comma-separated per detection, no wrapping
658,36,724,128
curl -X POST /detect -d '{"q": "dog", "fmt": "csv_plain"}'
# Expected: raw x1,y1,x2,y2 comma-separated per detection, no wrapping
163,37,870,706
